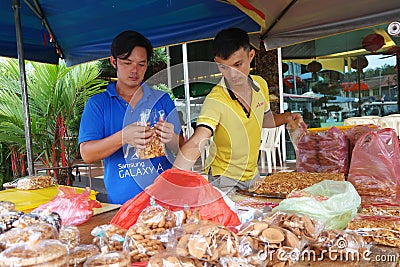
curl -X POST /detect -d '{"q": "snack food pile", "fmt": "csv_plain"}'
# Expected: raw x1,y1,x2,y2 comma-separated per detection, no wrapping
16,175,54,190
138,131,165,159
252,172,344,196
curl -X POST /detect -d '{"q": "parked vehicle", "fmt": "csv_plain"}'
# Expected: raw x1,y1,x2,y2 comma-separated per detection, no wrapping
361,101,399,116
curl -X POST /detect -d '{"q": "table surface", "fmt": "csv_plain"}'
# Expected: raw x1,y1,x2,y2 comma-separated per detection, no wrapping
78,208,118,244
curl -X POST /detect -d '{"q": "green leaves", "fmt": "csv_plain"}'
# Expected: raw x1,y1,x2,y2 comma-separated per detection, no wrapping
0,58,107,169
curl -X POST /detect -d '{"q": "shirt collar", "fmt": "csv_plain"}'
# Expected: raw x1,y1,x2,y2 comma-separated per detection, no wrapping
221,75,260,101
106,81,151,99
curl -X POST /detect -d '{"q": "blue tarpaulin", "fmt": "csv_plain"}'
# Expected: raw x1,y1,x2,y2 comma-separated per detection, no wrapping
1,0,260,66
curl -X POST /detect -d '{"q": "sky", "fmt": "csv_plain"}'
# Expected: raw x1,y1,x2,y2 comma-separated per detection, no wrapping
365,54,396,70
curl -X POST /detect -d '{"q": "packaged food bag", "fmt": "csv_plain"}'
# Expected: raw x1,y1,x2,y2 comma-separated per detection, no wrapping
34,186,102,226
137,109,165,159
111,169,241,229
296,127,348,173
273,180,361,230
348,128,400,205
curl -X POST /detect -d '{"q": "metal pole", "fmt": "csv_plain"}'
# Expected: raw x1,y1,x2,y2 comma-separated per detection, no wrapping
397,55,400,113
182,43,191,136
166,46,172,91
12,0,35,175
357,57,362,117
277,48,286,161
379,68,382,100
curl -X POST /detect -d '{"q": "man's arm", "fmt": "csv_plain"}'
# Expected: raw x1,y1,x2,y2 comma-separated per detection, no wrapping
80,131,123,163
173,127,212,170
80,124,152,163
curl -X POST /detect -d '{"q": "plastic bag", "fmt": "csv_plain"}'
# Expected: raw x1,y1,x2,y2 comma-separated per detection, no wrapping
347,216,400,248
137,109,165,159
273,180,361,230
34,186,102,226
307,229,369,258
111,169,241,229
348,128,400,205
296,127,348,173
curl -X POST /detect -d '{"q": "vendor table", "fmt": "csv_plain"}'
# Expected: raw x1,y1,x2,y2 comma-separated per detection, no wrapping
78,204,119,244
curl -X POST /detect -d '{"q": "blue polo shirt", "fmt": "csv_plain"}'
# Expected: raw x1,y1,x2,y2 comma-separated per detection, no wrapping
78,82,181,204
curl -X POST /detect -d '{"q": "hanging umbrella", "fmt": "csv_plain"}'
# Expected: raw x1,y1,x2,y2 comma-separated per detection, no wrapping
343,82,369,92
283,75,305,88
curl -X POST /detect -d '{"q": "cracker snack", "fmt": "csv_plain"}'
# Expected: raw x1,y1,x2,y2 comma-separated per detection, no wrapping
16,175,54,190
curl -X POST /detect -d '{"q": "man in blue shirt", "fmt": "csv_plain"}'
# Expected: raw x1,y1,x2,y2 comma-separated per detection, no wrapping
79,31,183,204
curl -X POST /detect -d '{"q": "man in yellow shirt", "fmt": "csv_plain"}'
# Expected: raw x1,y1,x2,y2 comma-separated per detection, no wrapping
173,28,305,193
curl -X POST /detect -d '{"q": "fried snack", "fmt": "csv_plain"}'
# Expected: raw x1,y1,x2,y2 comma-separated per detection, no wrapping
347,217,400,248
91,224,127,252
0,211,24,233
16,175,54,190
360,205,400,218
124,206,175,262
176,222,239,264
59,225,80,250
138,131,165,159
83,251,130,267
252,172,344,196
15,211,62,232
296,128,348,173
0,223,58,250
68,244,99,266
307,229,368,257
0,239,68,266
148,252,203,267
0,201,15,213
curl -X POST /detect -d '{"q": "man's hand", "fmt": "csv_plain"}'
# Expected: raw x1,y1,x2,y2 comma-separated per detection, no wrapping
286,112,307,130
122,123,153,149
154,119,175,144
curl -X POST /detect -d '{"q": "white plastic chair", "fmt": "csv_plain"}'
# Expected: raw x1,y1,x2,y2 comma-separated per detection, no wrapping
378,116,400,137
200,138,212,169
259,126,283,174
181,125,194,141
343,116,379,126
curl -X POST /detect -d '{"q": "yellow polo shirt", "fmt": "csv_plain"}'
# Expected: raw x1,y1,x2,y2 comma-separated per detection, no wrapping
197,75,270,181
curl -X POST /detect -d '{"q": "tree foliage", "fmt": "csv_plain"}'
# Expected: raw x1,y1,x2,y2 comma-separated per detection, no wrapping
0,59,107,180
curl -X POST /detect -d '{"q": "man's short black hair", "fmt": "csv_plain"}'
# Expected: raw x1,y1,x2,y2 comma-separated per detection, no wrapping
212,28,251,60
111,30,153,62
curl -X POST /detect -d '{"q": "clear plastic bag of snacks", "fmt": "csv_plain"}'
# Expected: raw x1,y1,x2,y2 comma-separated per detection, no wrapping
0,210,24,233
0,239,68,266
296,127,348,173
137,109,165,159
14,209,62,231
0,223,58,250
91,224,127,252
83,251,131,267
307,229,369,258
68,244,100,267
0,201,15,213
348,128,400,205
59,225,80,250
148,251,203,267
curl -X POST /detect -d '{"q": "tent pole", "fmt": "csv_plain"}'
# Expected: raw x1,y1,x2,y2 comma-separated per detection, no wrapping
277,48,286,161
356,56,362,117
12,0,35,176
166,46,172,91
397,54,400,113
182,43,192,136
